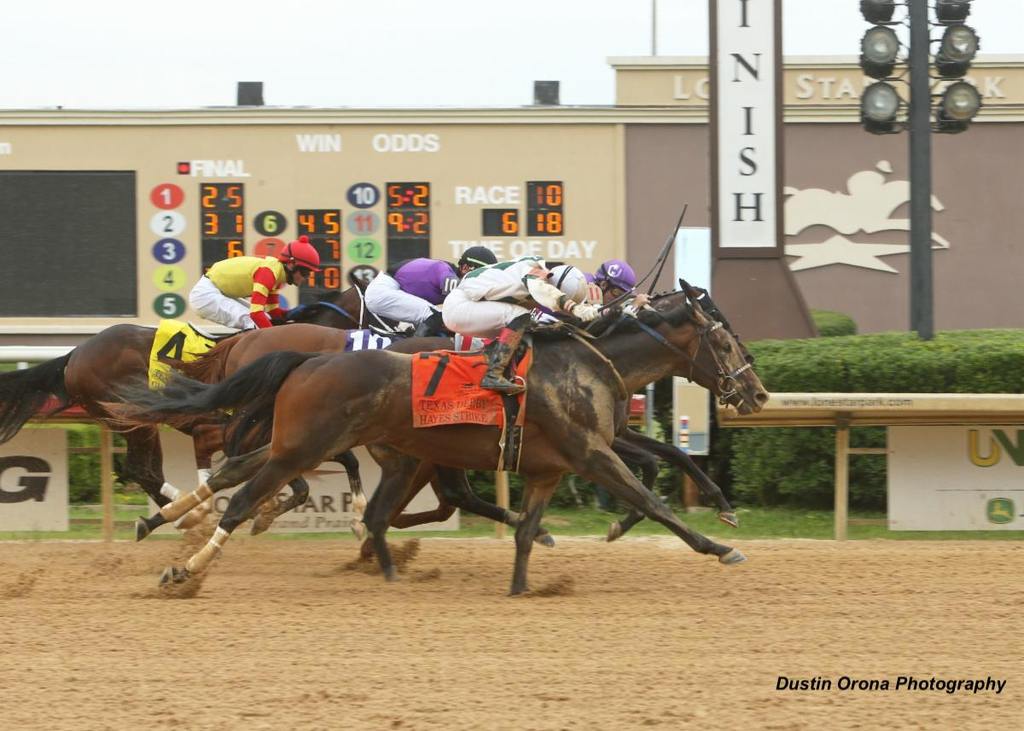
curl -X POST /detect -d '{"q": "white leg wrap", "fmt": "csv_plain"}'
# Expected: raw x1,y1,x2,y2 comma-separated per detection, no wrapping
184,527,230,574
197,468,213,485
160,482,181,501
159,483,213,521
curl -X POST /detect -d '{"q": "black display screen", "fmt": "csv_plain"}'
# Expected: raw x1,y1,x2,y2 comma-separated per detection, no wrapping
200,183,245,270
0,171,137,316
296,209,342,304
482,208,520,237
526,180,564,236
385,181,430,268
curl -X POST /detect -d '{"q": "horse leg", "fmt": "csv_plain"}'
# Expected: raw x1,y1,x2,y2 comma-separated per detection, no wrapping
119,426,173,508
250,477,309,535
362,448,429,580
575,445,743,564
387,467,450,528
175,422,223,529
334,450,366,538
135,445,271,541
509,473,560,596
607,436,657,542
427,467,555,547
161,455,301,584
623,430,737,527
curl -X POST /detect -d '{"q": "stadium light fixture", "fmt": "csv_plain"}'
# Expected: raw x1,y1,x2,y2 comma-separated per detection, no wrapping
860,0,896,24
935,0,971,25
860,26,900,79
861,81,902,134
934,81,982,133
935,25,980,78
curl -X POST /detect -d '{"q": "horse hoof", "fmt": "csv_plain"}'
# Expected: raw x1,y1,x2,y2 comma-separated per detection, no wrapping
383,566,398,582
350,521,367,540
135,518,152,542
534,533,556,548
718,548,746,565
606,522,623,543
718,512,739,528
159,566,190,585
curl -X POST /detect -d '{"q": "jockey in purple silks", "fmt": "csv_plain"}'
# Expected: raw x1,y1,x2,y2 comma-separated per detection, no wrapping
364,245,497,336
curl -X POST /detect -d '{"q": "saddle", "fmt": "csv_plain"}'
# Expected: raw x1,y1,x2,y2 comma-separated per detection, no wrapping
410,345,533,471
148,320,218,388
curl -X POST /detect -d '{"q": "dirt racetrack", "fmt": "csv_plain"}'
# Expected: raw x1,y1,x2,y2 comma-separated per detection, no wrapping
1,533,1020,730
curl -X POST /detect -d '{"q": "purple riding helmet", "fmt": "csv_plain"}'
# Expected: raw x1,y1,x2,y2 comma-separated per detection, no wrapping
593,259,637,292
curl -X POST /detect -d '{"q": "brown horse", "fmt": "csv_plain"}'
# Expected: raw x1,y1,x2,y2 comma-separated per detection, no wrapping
0,287,366,511
110,287,768,595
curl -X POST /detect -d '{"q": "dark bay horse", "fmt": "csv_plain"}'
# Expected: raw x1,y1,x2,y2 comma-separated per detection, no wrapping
0,287,366,512
109,289,768,595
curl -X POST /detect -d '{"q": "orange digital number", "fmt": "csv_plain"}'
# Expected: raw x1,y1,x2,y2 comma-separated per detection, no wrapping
412,212,429,235
502,211,518,235
412,184,429,208
323,211,340,235
545,211,563,234
226,240,244,257
298,213,315,233
234,213,245,234
545,184,563,206
324,267,341,289
325,238,341,259
201,185,218,209
387,185,404,208
203,211,219,235
225,185,243,209
387,211,405,232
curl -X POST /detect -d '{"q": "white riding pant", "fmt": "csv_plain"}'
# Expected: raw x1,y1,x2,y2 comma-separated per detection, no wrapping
364,272,435,326
188,276,255,330
442,288,530,338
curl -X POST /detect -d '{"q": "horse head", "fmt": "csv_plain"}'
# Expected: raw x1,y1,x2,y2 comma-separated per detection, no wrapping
643,288,768,415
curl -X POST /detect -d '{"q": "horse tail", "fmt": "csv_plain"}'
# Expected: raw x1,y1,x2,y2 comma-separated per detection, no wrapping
0,351,74,443
106,350,317,430
176,336,245,384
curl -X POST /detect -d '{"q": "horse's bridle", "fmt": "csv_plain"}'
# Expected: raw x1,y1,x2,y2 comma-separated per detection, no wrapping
630,314,752,408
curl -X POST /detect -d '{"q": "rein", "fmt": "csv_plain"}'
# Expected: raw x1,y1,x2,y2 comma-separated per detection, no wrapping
631,312,751,407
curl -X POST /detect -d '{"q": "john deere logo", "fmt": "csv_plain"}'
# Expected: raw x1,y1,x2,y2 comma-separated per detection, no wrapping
986,498,1015,525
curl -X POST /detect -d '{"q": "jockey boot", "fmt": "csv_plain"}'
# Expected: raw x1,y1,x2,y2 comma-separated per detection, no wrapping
480,313,531,395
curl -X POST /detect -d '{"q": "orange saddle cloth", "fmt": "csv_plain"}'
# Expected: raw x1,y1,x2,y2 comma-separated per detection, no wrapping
411,349,532,428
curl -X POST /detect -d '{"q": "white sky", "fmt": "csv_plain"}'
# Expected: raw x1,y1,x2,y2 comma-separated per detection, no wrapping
3,0,1020,109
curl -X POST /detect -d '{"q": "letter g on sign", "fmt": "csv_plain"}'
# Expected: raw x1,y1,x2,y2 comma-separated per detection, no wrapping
0,456,51,503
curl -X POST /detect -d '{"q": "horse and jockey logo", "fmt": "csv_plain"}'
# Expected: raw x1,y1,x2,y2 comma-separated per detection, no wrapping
784,160,950,273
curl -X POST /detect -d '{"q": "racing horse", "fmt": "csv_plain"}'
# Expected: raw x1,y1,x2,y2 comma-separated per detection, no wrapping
108,286,768,595
0,287,366,511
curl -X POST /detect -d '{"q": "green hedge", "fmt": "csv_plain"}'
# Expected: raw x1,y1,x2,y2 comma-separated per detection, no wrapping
720,329,1024,510
811,309,857,337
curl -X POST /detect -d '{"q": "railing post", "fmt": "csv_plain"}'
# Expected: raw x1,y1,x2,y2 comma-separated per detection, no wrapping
834,415,850,541
100,425,114,542
495,472,509,538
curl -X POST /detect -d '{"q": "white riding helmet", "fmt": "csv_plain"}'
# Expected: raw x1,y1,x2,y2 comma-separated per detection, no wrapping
549,264,589,304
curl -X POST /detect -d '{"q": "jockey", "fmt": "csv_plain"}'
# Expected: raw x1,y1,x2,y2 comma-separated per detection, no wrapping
188,236,321,330
364,245,497,336
589,258,637,304
443,255,600,394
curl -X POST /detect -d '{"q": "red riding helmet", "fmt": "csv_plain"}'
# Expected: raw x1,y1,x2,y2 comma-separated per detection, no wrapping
278,235,322,272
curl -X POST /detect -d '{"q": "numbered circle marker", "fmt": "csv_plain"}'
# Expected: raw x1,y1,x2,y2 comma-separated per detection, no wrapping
150,210,186,236
348,265,379,288
346,211,380,236
347,182,380,209
254,210,288,237
150,183,185,210
152,265,187,292
153,293,186,318
254,237,286,258
347,238,381,264
151,238,186,264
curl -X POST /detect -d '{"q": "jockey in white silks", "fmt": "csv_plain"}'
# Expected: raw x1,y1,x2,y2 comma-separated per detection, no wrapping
442,256,600,395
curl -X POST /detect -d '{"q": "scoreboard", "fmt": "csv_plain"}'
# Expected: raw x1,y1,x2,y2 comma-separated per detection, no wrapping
0,115,622,329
